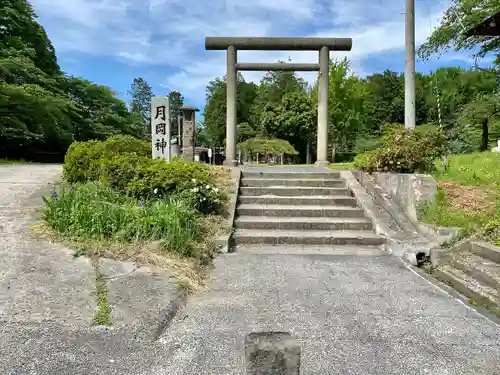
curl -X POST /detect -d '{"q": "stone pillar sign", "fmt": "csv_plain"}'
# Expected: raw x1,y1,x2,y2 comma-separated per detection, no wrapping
181,106,199,162
151,96,171,161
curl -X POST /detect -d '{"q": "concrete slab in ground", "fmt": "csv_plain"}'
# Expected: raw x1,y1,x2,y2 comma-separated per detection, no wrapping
102,259,180,330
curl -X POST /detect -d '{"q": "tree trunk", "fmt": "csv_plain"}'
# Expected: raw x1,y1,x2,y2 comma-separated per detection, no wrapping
306,139,311,164
480,117,489,152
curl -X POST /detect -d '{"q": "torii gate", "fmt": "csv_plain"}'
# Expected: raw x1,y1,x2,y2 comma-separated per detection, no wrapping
205,37,352,167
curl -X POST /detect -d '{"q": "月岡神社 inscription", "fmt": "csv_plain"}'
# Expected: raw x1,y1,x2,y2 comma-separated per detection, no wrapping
151,96,171,161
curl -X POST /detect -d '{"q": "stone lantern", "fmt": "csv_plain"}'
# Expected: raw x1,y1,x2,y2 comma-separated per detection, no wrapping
180,106,199,162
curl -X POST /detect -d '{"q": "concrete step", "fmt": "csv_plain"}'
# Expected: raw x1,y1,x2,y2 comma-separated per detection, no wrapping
232,229,386,246
453,253,500,290
234,216,373,231
232,244,387,256
472,242,500,264
238,195,358,207
240,178,345,188
236,204,365,218
433,265,499,310
240,186,352,197
241,171,340,180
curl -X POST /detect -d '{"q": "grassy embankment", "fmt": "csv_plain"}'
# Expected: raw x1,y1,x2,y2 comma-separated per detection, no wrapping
327,153,499,246
421,152,500,246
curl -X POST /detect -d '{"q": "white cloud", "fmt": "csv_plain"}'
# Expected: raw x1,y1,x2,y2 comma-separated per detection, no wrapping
30,0,466,106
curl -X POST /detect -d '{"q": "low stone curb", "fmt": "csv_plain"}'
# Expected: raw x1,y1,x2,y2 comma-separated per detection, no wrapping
153,291,188,341
409,262,500,325
216,166,241,253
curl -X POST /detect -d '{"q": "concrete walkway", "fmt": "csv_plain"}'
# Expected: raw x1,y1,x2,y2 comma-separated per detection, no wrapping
0,165,175,374
0,164,97,325
0,165,499,374
158,253,500,374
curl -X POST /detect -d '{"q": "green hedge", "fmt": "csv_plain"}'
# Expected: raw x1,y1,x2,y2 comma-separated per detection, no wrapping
63,135,150,183
334,152,357,163
63,136,226,214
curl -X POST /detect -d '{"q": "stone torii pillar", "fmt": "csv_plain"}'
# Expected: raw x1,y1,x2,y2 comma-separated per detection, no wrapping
205,37,353,167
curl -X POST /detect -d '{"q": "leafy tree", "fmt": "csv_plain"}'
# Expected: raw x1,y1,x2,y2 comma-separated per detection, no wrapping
203,73,258,147
418,0,500,64
258,65,308,104
275,91,316,161
168,90,184,136
237,122,257,143
250,64,307,126
312,58,366,154
128,77,152,130
425,67,496,127
0,82,77,156
259,102,282,138
363,70,404,132
203,77,226,147
238,137,298,160
63,76,143,140
195,121,210,147
0,0,145,160
0,0,59,75
238,80,258,124
458,92,500,152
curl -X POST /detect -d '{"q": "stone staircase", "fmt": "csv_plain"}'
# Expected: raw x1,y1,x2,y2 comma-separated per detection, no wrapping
433,241,500,312
232,168,387,254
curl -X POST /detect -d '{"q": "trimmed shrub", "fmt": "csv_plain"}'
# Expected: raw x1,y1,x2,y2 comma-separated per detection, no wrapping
354,125,446,173
98,155,226,214
122,157,216,200
63,135,149,183
99,154,146,193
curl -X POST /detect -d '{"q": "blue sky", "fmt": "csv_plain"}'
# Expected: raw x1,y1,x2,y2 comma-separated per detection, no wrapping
30,0,493,114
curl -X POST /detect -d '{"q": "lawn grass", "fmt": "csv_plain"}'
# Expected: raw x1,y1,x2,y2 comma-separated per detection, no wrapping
422,152,500,246
329,162,355,170
433,152,500,188
0,159,31,165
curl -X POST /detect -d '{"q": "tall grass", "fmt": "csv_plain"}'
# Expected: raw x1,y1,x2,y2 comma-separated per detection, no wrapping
43,183,202,257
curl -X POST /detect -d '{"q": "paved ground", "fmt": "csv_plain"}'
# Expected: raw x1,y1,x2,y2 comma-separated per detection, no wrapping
1,165,499,374
0,164,96,324
0,165,177,374
158,254,500,375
